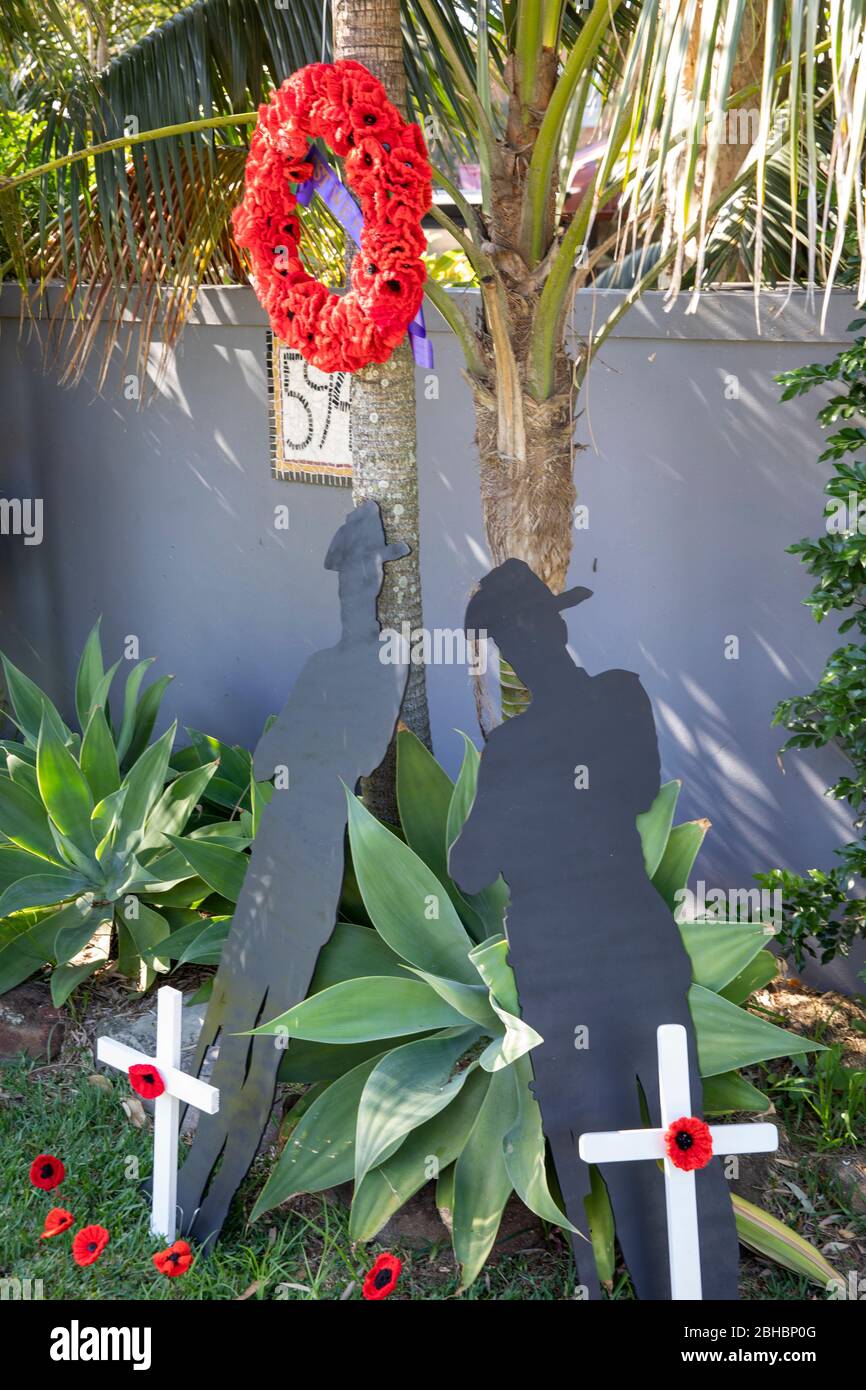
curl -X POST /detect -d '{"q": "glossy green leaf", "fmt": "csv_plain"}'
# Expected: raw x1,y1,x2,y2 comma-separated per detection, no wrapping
396,727,454,884
446,733,510,937
636,779,680,879
80,707,121,804
164,833,248,903
74,620,105,731
1,653,69,748
252,976,468,1044
354,1027,482,1186
139,761,218,851
0,870,90,918
36,715,94,848
0,845,56,894
652,820,709,910
115,658,156,764
115,724,176,856
0,898,96,994
690,983,823,1077
346,790,476,984
0,775,59,860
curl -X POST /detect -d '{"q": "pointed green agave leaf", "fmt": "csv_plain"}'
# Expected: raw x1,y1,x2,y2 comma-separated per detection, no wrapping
310,921,407,993
138,760,218,852
719,949,779,1005
345,789,477,984
350,1067,490,1242
1,652,70,748
252,1051,394,1218
354,1027,484,1187
0,897,96,995
164,833,248,903
406,965,501,1029
701,1070,772,1115
479,1000,543,1072
115,724,177,856
503,1057,576,1231
250,976,468,1045
652,819,710,911
690,983,823,1077
0,870,90,919
636,779,681,878
446,732,510,938
80,706,121,805
733,1194,841,1289
50,958,103,1008
453,1067,515,1290
74,620,105,731
36,715,94,849
115,658,156,764
468,934,520,1014
396,727,454,884
0,775,60,861
679,921,772,993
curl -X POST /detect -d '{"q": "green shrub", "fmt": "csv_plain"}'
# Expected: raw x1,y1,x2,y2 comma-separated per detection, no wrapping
757,318,866,967
0,621,251,1004
249,730,829,1291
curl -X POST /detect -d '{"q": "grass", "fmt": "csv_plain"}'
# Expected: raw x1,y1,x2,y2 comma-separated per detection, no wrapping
1,1048,860,1301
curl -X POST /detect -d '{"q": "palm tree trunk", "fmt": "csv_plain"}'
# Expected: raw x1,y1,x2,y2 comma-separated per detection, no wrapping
332,0,432,820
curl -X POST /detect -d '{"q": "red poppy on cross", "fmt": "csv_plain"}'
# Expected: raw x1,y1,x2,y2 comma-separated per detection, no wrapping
578,1024,778,1299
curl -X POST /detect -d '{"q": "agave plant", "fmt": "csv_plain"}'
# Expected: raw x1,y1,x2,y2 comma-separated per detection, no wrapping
0,622,251,1004
244,729,835,1291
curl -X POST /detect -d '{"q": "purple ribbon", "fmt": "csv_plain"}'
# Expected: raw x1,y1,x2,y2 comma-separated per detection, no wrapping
294,146,434,369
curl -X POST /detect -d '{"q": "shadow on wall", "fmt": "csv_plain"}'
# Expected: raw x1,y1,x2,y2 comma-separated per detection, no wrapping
0,286,864,992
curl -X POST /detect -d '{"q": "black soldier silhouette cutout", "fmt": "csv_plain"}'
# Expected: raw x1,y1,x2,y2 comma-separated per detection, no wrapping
176,501,409,1246
448,559,739,1300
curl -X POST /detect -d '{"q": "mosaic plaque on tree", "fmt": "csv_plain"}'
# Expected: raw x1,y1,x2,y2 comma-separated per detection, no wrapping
267,332,353,487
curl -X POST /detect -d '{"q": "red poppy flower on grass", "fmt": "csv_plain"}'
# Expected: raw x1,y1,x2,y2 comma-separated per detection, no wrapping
128,1063,165,1099
72,1225,110,1267
40,1207,74,1239
29,1153,65,1191
153,1239,195,1279
362,1252,402,1301
664,1115,714,1171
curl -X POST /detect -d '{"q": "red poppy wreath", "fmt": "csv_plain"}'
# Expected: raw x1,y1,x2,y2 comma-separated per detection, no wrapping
232,60,432,374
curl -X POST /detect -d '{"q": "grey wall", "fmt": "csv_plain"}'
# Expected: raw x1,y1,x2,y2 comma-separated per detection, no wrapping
1,285,863,988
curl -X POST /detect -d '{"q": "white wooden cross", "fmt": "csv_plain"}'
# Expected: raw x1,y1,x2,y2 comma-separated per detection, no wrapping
96,986,219,1242
578,1024,778,1300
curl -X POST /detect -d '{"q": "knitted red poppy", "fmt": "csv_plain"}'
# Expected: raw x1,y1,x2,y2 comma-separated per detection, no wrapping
362,1251,402,1300
128,1063,165,1099
72,1224,110,1267
40,1207,74,1239
153,1239,195,1278
232,60,431,373
29,1153,65,1191
664,1115,714,1171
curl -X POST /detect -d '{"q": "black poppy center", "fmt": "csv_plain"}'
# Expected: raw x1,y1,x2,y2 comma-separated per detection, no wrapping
382,142,391,152
168,1252,181,1264
41,1163,55,1178
675,1130,694,1151
87,1242,97,1252
366,263,378,275
363,113,377,125
387,279,401,292
143,1073,155,1086
363,153,373,167
374,1267,392,1289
